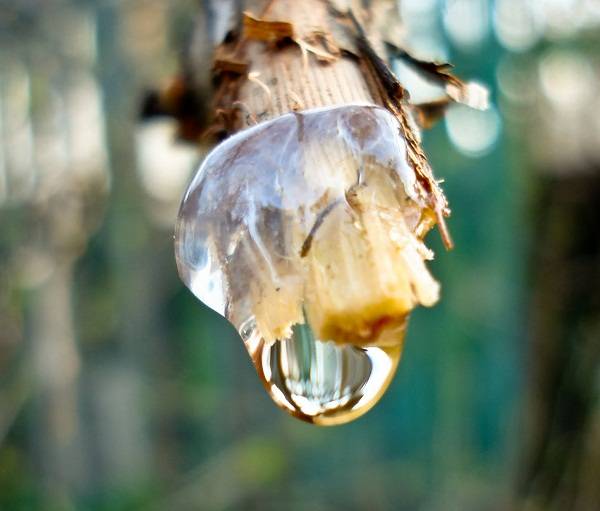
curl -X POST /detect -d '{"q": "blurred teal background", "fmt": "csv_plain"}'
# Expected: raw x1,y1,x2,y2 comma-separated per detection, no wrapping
1,1,599,510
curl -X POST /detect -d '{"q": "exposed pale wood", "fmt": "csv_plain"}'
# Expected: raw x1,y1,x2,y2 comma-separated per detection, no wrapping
215,0,386,130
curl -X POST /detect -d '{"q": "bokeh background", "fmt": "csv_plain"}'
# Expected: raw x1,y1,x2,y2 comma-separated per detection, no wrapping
1,0,599,510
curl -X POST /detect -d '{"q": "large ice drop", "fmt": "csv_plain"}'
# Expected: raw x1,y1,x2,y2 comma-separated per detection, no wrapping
175,104,439,424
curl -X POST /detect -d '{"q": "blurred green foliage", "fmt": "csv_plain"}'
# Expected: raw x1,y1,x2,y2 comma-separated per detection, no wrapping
0,1,598,510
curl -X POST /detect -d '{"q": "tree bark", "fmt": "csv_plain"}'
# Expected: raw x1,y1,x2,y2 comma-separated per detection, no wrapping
211,0,387,131
517,170,600,511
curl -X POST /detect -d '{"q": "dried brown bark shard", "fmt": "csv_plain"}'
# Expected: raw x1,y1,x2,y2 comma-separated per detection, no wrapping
242,11,295,41
213,57,249,75
386,42,489,110
411,98,452,129
140,75,208,142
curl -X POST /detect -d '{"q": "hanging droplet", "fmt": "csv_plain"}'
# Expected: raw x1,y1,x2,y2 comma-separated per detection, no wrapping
175,104,439,424
240,315,404,425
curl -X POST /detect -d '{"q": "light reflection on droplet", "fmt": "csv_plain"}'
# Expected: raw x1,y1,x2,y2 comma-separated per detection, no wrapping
445,104,501,157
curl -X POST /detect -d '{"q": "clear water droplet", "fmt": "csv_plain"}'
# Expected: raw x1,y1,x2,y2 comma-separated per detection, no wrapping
240,317,403,425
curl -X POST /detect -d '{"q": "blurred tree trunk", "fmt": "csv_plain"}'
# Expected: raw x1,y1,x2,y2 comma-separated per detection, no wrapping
31,262,84,506
518,170,600,511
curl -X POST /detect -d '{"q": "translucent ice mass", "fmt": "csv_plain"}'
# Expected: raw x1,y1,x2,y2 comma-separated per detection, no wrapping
175,104,440,424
